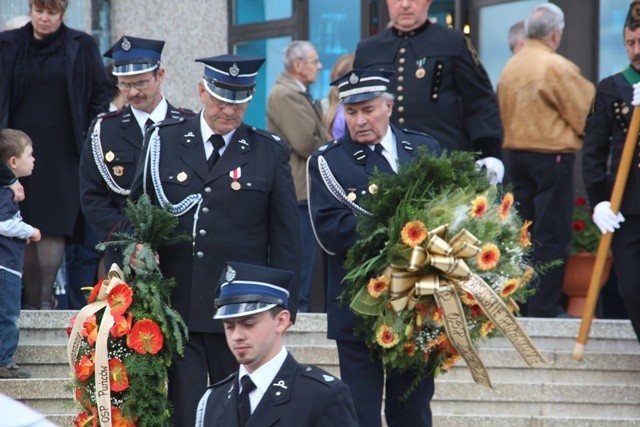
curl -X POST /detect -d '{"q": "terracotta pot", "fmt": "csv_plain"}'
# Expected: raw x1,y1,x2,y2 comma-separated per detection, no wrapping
562,252,613,317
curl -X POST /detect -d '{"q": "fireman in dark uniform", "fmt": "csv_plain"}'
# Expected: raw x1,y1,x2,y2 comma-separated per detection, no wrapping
79,35,194,245
308,69,441,427
582,2,640,342
353,0,504,183
129,54,300,426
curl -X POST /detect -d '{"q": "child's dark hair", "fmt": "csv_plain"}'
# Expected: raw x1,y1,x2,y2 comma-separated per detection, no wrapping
0,129,31,162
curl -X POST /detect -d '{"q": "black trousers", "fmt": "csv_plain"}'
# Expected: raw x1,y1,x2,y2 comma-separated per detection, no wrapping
611,214,640,342
508,150,574,317
168,331,237,426
336,340,434,427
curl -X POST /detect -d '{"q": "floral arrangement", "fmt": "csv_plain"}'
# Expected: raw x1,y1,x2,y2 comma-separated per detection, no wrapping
344,150,546,387
570,196,600,255
67,195,188,426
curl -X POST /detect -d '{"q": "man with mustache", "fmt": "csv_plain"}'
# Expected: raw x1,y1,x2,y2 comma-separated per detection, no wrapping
582,0,640,342
79,35,194,280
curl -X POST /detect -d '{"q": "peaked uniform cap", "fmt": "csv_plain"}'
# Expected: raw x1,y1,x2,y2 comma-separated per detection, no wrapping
214,262,294,319
104,35,165,76
626,1,640,30
196,54,265,104
331,69,395,104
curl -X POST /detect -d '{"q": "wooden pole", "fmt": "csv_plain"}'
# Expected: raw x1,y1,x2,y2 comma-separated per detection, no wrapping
573,106,640,361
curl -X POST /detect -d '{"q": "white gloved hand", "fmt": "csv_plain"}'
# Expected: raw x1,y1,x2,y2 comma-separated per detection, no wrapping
633,82,640,107
475,157,505,184
592,201,625,234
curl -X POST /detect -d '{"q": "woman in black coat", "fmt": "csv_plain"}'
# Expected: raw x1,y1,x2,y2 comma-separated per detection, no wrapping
0,0,112,309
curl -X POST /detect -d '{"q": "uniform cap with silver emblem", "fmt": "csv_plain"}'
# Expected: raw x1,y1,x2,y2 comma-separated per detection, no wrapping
195,54,266,104
103,35,165,76
331,69,395,104
214,262,294,319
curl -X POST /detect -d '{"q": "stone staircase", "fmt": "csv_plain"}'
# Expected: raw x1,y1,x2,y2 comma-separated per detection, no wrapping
1,311,639,426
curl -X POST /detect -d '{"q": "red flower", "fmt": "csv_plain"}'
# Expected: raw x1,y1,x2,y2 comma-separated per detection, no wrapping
81,315,98,346
108,283,133,316
575,197,587,206
572,221,586,232
75,353,94,382
67,315,77,337
404,341,417,357
109,358,130,392
414,303,427,316
127,319,164,355
110,312,133,338
87,280,105,304
74,409,98,427
112,407,137,427
469,304,483,319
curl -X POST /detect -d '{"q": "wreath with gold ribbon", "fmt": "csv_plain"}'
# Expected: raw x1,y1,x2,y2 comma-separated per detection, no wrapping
344,150,547,386
67,195,188,426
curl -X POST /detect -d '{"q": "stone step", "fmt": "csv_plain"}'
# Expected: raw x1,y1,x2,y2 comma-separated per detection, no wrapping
432,415,640,427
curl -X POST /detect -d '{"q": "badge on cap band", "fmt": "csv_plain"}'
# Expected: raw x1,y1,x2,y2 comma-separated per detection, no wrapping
121,37,131,51
225,265,236,282
349,73,359,85
229,63,240,77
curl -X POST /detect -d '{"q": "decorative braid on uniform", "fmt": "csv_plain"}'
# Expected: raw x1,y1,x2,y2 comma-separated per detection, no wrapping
91,119,131,196
144,129,203,253
318,156,372,217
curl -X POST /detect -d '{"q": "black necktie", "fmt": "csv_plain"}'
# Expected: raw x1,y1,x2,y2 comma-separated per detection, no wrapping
237,375,256,427
372,143,393,172
144,118,154,133
207,134,225,170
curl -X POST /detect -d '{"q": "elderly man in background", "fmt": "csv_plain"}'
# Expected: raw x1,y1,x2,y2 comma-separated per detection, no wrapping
498,3,595,318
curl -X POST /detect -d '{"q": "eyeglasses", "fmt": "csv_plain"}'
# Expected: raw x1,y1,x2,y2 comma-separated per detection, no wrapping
116,79,151,91
209,94,248,111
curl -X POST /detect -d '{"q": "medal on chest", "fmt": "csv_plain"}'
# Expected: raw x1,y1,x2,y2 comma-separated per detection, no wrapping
415,58,426,79
230,167,242,190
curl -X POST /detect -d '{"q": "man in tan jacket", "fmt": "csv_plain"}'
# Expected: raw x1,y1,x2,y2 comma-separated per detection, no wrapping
267,41,324,312
498,3,595,318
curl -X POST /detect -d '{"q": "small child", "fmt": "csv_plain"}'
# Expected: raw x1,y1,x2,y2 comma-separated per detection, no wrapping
0,129,40,379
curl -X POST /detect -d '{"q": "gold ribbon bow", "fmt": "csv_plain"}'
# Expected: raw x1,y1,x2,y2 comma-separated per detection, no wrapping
385,224,547,387
67,264,127,427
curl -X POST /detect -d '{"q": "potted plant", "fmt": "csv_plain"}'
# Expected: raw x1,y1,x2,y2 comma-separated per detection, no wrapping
563,196,612,317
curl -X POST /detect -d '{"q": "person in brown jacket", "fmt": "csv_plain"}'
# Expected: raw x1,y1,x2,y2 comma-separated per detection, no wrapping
498,3,595,318
267,41,325,312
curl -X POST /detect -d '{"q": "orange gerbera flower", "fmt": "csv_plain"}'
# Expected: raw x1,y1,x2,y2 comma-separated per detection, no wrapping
441,353,461,371
108,283,133,316
404,341,417,357
375,324,399,348
110,312,133,338
75,353,94,382
74,409,98,427
427,305,443,325
87,279,105,304
469,304,483,319
460,291,476,305
500,278,519,298
521,266,534,286
109,358,129,392
127,319,164,355
520,220,533,247
366,275,390,298
476,243,500,271
82,315,98,346
499,193,514,220
469,195,488,218
400,220,428,247
112,407,137,427
479,321,495,337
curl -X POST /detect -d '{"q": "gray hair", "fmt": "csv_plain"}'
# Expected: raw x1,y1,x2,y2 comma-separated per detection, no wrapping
283,40,315,71
525,3,565,39
508,20,525,52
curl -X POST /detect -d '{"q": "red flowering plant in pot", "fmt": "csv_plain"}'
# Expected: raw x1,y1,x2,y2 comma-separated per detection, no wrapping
67,195,188,427
570,197,600,255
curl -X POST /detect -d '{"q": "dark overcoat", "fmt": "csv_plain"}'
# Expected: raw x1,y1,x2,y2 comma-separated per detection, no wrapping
129,115,300,332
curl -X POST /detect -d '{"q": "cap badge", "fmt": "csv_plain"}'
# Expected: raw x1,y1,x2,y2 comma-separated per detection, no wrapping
225,265,236,282
229,63,240,77
121,37,131,51
349,72,359,85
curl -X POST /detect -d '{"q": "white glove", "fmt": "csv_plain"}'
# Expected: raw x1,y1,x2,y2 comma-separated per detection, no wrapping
592,201,625,234
633,82,640,107
475,157,505,184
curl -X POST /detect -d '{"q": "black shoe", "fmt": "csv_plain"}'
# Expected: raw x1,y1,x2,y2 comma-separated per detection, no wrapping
0,363,31,379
